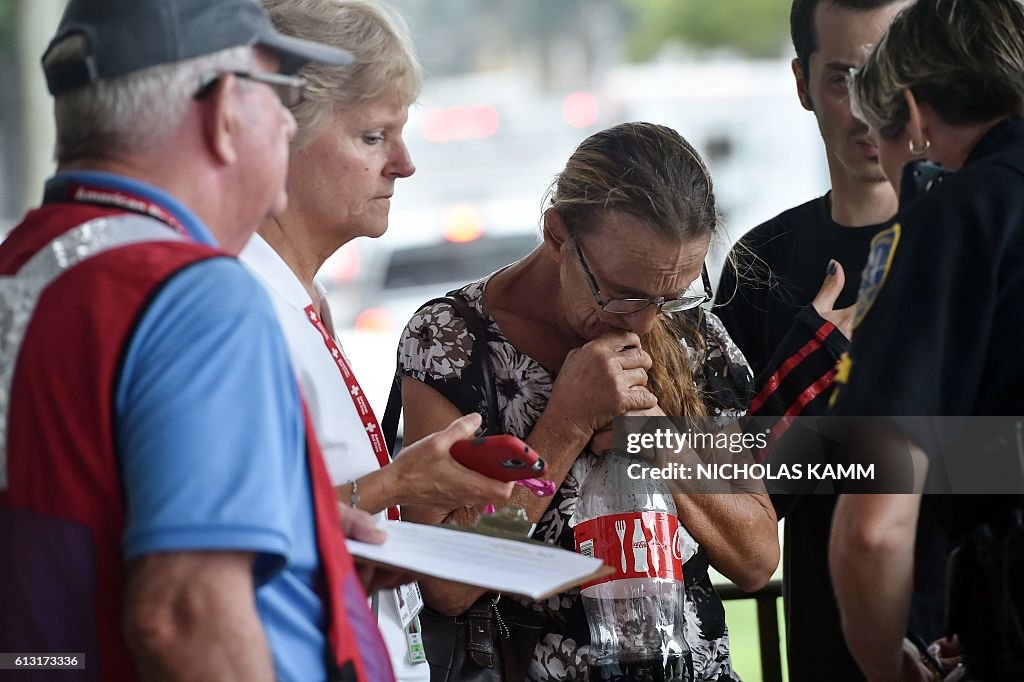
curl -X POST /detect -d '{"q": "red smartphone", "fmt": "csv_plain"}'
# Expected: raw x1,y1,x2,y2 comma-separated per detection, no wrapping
450,435,548,481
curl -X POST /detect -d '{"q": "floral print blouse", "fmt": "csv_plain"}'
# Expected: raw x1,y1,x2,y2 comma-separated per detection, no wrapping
398,277,753,682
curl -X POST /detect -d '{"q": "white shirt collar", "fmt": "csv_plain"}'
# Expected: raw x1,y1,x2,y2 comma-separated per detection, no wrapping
240,234,339,335
240,233,315,310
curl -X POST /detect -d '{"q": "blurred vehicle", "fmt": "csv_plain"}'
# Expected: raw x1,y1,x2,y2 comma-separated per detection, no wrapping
328,198,540,415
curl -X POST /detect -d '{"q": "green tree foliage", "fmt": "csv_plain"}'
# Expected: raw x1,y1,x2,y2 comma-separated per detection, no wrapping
0,2,13,42
625,0,794,59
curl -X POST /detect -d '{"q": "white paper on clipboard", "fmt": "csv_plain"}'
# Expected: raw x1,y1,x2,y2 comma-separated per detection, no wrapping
347,520,612,601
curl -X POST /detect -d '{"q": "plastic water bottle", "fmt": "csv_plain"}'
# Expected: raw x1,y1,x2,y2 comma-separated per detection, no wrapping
572,451,694,682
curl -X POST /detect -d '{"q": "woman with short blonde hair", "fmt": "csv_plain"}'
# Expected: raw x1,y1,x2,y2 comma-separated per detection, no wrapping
263,0,422,148
241,2,513,681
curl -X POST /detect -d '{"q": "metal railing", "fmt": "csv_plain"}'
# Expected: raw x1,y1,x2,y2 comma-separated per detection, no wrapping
718,579,784,682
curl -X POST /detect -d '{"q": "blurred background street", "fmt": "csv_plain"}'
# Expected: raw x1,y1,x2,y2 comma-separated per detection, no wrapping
0,2,828,404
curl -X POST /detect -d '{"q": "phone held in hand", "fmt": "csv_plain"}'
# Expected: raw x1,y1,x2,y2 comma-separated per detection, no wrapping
450,435,548,481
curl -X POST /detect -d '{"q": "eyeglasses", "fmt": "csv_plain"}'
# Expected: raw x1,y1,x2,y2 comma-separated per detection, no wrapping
572,238,713,315
195,70,306,107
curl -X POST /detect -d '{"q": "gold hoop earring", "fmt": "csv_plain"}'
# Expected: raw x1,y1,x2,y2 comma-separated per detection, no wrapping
909,138,931,156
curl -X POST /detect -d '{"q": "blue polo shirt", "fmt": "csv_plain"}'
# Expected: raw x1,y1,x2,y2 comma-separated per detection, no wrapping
53,171,327,681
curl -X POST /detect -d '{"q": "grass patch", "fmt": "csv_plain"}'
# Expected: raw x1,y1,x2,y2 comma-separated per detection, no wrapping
722,596,788,682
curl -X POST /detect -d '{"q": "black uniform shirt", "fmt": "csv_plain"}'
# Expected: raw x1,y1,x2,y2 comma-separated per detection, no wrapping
833,116,1024,538
718,192,948,680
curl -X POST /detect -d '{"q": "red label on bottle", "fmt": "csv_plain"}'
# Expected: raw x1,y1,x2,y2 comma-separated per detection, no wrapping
574,511,685,588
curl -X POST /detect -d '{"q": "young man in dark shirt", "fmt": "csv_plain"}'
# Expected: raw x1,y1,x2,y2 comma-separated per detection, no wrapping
714,1,947,679
718,0,903,378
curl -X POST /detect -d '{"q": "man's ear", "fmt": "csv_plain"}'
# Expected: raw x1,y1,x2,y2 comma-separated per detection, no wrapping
542,209,569,261
198,75,239,166
792,58,814,112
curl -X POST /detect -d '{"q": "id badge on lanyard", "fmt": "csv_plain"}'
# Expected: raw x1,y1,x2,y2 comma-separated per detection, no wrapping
394,583,426,664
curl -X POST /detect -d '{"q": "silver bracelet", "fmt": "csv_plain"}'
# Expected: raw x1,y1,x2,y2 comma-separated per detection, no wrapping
349,479,360,509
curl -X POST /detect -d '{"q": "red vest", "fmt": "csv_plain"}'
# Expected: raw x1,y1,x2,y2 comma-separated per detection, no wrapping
0,201,391,681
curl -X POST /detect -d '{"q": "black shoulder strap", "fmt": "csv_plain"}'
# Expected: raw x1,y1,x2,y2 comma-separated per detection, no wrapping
382,292,500,454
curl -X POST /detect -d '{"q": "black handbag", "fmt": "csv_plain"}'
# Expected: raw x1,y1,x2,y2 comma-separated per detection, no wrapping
417,596,544,682
382,291,544,682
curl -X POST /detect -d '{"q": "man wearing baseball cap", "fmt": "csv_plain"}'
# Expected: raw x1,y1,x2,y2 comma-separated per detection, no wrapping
0,1,394,680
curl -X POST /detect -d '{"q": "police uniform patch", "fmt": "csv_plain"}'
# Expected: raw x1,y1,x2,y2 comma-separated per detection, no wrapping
853,222,901,329
828,352,853,408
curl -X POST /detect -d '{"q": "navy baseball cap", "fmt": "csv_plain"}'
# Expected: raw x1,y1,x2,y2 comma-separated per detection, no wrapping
42,0,353,96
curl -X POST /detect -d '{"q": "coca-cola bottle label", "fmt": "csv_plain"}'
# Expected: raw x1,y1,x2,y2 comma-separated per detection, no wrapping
574,511,685,588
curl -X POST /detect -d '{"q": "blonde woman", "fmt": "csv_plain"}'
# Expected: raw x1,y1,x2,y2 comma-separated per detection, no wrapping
241,1,514,679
